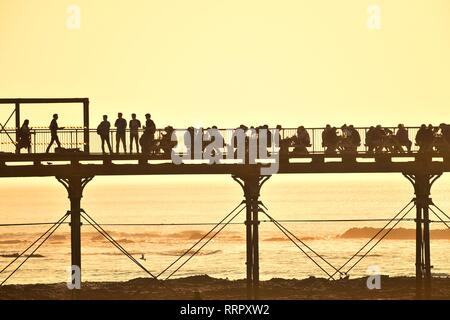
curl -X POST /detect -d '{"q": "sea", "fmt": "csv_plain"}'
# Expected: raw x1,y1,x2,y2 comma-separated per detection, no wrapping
0,173,449,285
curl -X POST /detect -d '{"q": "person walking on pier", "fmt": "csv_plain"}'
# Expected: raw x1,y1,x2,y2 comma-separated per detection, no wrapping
16,119,33,153
129,113,141,153
45,114,64,153
97,115,113,154
115,113,127,153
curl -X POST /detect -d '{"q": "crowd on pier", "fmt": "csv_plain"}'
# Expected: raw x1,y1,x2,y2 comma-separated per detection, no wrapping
12,114,450,156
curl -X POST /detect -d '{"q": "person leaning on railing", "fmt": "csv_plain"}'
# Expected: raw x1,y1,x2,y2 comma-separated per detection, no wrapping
97,115,113,154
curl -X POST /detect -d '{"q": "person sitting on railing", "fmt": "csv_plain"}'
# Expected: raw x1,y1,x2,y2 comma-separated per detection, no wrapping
16,119,33,154
159,125,177,155
45,114,65,153
338,124,356,153
97,115,113,154
440,123,450,144
322,125,338,154
293,126,311,154
416,124,434,153
436,123,450,154
365,126,380,154
395,124,412,153
182,126,196,158
431,125,440,152
374,125,386,153
348,125,361,153
207,125,223,158
279,136,292,164
381,128,398,153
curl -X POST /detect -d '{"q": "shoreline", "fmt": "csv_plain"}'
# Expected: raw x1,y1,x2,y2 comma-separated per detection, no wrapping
1,275,450,300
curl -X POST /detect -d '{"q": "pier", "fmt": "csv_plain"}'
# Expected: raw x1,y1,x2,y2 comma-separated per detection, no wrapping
0,98,449,299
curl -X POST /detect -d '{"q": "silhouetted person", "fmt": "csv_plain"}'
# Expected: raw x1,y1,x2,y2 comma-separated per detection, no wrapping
208,125,223,158
46,114,64,153
383,128,397,153
424,124,436,152
294,126,310,154
140,113,156,154
183,126,195,158
322,125,338,154
440,123,450,144
415,124,427,151
395,124,412,152
263,124,272,148
365,126,377,153
347,125,361,152
97,115,113,154
438,123,450,153
373,125,385,153
17,119,33,153
160,126,177,155
115,113,127,153
276,124,283,139
279,137,291,165
129,113,141,153
416,124,434,153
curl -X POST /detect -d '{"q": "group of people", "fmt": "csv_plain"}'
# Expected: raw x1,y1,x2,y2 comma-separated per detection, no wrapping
319,123,450,155
96,113,156,154
415,123,450,153
16,113,65,153
365,124,412,154
321,124,361,154
14,118,450,156
15,113,158,154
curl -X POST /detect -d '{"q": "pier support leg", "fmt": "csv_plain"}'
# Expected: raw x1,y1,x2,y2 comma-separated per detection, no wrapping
232,174,270,300
403,172,441,299
56,175,94,289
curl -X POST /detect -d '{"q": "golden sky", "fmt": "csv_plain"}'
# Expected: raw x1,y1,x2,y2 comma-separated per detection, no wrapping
1,0,450,128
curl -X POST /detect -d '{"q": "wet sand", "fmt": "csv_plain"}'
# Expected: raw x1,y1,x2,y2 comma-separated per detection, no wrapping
1,275,450,300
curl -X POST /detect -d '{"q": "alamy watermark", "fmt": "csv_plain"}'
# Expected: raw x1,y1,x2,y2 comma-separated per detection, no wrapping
170,128,280,175
66,4,81,30
67,265,81,289
367,4,381,30
366,265,381,290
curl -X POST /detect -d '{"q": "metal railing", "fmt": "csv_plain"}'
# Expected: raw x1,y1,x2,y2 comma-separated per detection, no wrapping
0,126,431,155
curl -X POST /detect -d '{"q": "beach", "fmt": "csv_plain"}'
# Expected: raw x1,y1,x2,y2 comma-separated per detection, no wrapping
1,275,450,300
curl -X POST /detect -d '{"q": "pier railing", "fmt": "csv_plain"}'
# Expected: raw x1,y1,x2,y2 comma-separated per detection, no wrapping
0,126,424,154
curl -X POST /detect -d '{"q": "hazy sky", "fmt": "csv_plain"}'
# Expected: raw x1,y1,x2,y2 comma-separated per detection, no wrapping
1,0,450,128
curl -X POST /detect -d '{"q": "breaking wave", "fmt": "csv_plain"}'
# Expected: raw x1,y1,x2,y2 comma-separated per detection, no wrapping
339,227,450,240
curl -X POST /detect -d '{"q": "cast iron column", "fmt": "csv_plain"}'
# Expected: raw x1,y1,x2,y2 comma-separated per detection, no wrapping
233,173,270,299
56,175,93,288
